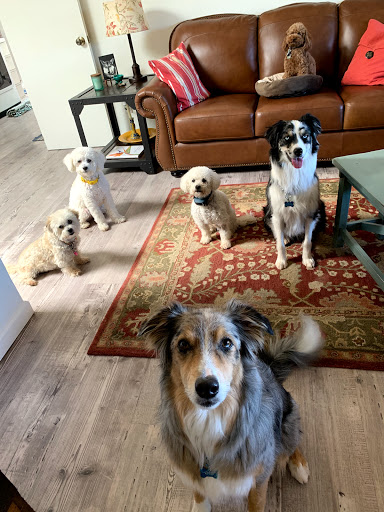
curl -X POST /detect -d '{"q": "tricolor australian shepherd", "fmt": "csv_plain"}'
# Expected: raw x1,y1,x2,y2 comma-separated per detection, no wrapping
264,113,325,270
138,300,323,511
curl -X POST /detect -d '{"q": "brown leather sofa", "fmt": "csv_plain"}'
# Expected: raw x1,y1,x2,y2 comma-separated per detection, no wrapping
135,0,384,175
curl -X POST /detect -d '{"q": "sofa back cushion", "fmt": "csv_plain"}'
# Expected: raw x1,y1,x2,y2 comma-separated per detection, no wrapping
170,14,258,94
258,2,338,87
339,0,384,81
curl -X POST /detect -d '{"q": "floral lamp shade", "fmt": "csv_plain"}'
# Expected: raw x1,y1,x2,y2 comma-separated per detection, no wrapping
103,0,148,37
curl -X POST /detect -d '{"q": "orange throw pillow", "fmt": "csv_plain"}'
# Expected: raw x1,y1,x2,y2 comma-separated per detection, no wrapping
342,19,384,86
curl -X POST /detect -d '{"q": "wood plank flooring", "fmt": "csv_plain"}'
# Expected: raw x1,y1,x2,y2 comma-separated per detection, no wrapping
0,111,383,512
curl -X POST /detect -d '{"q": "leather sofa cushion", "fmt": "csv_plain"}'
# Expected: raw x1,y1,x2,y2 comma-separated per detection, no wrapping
175,94,258,143
340,86,384,129
258,2,338,87
254,88,343,137
170,15,258,94
339,0,384,82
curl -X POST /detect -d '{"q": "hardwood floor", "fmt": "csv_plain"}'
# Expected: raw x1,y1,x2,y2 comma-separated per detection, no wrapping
0,111,383,512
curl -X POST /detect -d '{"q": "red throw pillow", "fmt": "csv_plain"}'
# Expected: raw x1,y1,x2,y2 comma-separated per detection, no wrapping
148,42,210,112
342,19,384,86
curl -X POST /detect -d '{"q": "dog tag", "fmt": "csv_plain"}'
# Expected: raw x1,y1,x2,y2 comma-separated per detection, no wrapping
285,201,294,207
286,48,292,59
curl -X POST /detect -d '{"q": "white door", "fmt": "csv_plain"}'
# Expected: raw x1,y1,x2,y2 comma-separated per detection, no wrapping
0,0,111,150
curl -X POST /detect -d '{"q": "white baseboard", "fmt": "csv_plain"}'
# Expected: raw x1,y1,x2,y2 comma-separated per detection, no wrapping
0,300,34,360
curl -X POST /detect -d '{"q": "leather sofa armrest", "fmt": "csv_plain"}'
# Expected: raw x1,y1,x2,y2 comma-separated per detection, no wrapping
135,77,178,171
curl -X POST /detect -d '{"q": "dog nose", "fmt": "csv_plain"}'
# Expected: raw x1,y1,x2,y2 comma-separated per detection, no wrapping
195,185,202,191
68,228,74,235
195,376,219,399
293,147,303,157
83,166,88,171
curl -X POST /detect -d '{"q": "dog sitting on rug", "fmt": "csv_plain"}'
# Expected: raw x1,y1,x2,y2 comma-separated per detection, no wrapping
6,208,89,285
180,166,257,249
63,147,126,231
138,300,324,512
264,113,326,270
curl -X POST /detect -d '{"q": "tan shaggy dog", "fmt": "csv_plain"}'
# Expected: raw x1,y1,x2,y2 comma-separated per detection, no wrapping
180,166,257,249
282,22,316,78
6,208,89,286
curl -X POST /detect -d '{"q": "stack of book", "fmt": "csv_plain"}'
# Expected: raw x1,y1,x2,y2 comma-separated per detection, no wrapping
106,145,144,159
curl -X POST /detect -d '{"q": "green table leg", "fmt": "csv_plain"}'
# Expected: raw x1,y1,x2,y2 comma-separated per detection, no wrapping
333,176,352,247
378,213,384,241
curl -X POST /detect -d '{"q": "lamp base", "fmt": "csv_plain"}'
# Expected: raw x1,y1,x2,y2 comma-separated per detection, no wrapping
128,75,148,84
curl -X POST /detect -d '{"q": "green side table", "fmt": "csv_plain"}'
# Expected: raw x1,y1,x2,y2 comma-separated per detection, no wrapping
333,150,384,291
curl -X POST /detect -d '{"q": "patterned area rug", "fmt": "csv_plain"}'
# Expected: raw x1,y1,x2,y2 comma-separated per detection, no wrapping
88,180,384,370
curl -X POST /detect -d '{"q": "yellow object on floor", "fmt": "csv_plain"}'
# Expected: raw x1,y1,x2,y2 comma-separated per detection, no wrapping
118,128,156,144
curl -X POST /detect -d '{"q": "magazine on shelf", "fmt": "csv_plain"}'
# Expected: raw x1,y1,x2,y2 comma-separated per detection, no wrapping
106,145,144,159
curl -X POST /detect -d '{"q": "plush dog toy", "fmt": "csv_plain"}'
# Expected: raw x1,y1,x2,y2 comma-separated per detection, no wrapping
283,22,316,78
63,147,126,231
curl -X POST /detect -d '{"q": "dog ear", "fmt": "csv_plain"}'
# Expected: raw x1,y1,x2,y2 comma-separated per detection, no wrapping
63,151,76,172
299,113,321,136
95,150,106,171
282,35,290,53
302,27,312,51
209,169,221,190
265,120,287,148
225,299,273,357
45,215,53,232
180,171,191,193
137,302,187,367
68,208,79,219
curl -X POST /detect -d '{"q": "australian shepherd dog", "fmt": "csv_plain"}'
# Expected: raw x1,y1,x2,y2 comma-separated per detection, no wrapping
138,300,323,511
264,113,326,270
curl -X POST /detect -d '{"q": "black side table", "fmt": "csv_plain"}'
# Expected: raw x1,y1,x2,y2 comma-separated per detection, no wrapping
68,75,158,174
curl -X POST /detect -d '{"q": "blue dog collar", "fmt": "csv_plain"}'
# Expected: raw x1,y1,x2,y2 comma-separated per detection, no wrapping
193,191,212,206
200,458,218,479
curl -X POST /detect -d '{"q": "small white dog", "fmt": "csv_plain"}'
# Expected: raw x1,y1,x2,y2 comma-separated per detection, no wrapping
6,208,89,286
63,147,126,231
180,166,257,249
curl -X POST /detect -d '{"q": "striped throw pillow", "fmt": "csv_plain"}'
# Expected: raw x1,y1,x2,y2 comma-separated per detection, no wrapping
148,42,210,112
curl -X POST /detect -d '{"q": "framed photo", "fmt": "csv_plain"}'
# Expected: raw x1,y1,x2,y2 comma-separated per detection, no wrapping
99,54,118,80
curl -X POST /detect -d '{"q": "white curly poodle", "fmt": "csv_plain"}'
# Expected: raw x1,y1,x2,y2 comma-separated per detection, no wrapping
180,166,257,249
6,208,89,286
63,147,126,231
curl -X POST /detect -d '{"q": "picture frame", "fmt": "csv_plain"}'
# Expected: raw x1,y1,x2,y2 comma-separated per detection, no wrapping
99,54,118,80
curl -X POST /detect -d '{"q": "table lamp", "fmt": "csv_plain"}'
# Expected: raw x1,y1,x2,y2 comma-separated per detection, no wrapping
103,0,149,84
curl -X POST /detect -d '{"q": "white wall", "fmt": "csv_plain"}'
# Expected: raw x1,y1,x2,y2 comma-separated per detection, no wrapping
0,260,33,360
80,0,342,80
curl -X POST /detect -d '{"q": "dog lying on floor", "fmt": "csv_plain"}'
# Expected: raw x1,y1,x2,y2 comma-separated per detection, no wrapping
138,300,323,511
63,147,126,231
264,113,326,270
6,208,89,285
180,166,257,249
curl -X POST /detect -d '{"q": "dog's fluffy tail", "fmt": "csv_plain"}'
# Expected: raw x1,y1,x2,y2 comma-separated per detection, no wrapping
260,316,324,383
236,214,257,227
5,264,18,275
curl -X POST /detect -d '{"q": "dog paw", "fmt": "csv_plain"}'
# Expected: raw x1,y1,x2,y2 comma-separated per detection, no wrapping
275,257,288,270
99,223,110,231
220,241,232,250
77,257,90,265
200,236,211,245
303,257,316,269
288,459,310,485
26,279,38,286
80,222,90,229
69,269,82,277
114,216,126,224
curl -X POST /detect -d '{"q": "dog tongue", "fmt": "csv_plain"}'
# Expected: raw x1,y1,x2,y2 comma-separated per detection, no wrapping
292,157,303,169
